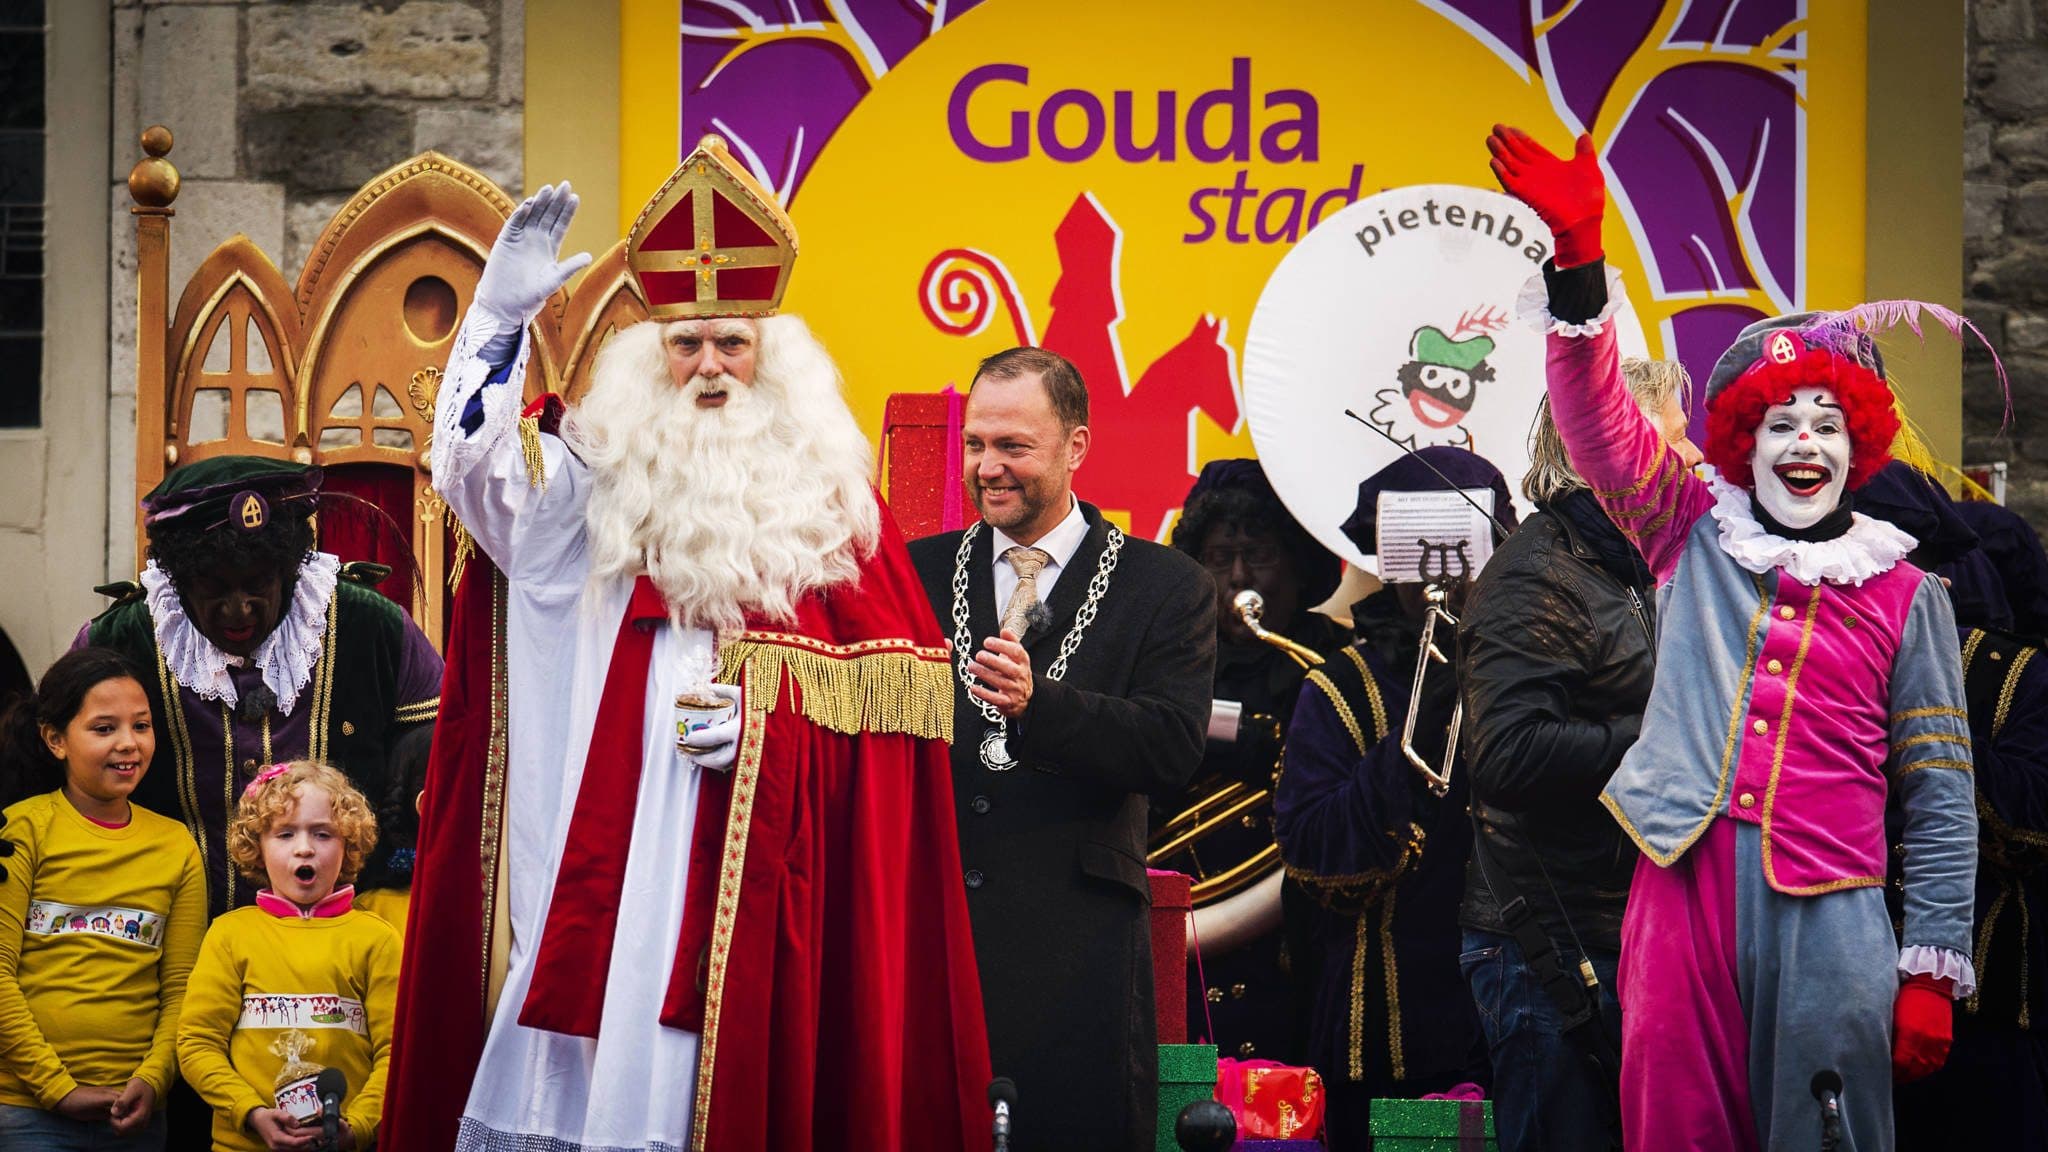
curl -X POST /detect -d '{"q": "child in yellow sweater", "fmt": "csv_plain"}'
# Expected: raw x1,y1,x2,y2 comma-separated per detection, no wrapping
177,761,399,1151
0,646,207,1150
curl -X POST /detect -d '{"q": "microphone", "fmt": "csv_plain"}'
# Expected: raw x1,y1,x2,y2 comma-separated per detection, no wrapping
315,1067,348,1150
988,1077,1017,1152
1810,1069,1843,1152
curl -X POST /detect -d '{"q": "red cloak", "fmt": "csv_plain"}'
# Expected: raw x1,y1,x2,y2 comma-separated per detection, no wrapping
382,487,992,1151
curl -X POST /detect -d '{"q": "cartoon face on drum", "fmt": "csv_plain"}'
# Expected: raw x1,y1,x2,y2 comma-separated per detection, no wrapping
1369,310,1507,452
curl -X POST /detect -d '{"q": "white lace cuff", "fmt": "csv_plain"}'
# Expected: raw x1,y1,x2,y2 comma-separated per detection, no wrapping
1898,945,1977,998
431,307,533,490
1517,264,1629,337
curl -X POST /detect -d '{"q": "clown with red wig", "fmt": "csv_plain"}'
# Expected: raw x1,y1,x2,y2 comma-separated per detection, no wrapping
1488,125,1984,1151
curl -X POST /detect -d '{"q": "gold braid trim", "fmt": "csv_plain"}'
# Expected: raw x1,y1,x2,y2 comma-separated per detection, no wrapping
1995,647,2039,739
718,632,954,741
1893,706,1970,724
1305,670,1367,756
1342,647,1391,741
1380,890,1405,1082
1347,912,1369,1080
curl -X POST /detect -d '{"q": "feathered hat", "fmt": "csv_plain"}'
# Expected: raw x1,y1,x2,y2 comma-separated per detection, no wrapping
1699,302,2007,491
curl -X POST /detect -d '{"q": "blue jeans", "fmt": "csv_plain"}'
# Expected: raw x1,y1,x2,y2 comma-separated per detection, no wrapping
0,1103,165,1151
1459,928,1621,1152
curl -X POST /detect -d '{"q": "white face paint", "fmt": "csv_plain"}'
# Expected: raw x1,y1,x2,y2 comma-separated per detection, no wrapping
1749,387,1850,529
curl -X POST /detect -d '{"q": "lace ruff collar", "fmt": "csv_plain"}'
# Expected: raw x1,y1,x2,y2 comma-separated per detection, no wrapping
1704,470,1916,587
141,551,340,714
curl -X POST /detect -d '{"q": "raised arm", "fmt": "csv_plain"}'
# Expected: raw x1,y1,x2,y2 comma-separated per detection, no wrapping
431,183,594,584
1487,125,1709,580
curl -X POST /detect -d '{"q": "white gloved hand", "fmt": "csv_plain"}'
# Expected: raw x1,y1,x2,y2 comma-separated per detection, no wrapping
683,682,745,772
472,181,593,359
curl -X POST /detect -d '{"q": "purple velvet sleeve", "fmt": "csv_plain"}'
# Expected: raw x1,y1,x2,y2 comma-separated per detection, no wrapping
1272,677,1419,880
392,614,445,718
1544,324,1712,583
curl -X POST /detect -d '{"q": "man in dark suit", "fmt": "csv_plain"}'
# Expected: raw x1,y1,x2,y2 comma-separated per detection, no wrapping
908,347,1216,1151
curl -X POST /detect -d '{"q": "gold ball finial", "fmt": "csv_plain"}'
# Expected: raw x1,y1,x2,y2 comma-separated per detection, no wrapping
129,126,180,210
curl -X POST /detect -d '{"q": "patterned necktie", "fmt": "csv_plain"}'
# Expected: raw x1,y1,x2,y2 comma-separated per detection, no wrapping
1000,546,1053,638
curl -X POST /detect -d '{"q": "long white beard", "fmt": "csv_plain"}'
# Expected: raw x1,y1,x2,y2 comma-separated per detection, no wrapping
561,315,882,632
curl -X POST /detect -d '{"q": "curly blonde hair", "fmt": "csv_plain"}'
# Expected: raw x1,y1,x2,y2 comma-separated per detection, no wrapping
226,761,379,885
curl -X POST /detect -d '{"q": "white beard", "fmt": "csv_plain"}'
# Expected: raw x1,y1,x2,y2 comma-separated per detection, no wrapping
561,315,882,632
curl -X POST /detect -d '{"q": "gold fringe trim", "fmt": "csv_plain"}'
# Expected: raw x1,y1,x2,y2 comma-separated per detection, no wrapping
718,633,954,741
518,415,548,492
448,519,476,593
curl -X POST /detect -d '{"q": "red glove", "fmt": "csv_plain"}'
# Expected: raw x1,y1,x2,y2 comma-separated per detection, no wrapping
1891,973,1955,1082
1485,125,1606,267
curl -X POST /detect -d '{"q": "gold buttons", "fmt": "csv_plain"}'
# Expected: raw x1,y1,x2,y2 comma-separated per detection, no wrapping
1766,659,1784,675
1779,606,1797,620
1206,987,1224,1004
1753,719,1769,735
242,758,257,772
1844,615,1858,629
1231,983,1247,999
1739,792,1755,808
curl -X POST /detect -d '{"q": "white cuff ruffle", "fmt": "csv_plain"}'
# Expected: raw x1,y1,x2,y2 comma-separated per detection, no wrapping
1898,944,1977,998
144,551,339,714
430,308,532,490
1516,264,1629,337
1704,469,1917,586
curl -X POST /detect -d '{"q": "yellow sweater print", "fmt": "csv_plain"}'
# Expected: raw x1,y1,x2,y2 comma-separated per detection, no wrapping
0,791,206,1108
177,902,400,1150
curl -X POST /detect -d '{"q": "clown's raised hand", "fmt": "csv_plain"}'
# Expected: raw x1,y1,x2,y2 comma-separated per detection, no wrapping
1485,125,1605,268
473,182,593,359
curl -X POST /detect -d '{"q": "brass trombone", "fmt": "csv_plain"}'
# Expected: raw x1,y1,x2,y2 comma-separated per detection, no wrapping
1401,583,1460,798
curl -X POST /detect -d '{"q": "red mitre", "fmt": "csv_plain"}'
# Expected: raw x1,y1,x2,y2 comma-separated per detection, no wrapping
627,135,798,320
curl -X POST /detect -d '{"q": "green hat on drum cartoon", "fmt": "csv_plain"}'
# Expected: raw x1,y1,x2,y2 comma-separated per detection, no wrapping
1409,325,1495,372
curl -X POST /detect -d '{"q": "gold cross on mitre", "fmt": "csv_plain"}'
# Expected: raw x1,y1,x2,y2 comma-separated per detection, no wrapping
625,135,798,320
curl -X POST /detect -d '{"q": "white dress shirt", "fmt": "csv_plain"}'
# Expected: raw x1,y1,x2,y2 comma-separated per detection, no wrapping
988,495,1089,628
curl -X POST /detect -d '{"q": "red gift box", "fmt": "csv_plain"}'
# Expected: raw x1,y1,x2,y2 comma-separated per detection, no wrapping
880,389,965,539
1216,1058,1326,1141
1148,870,1191,1044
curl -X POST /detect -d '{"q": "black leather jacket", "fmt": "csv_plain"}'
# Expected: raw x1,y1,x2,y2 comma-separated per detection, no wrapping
1455,500,1655,952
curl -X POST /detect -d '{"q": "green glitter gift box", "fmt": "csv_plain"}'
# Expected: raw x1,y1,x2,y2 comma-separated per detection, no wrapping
1368,1097,1497,1150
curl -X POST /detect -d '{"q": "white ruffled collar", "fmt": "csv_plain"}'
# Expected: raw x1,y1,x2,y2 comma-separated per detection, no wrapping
142,552,340,714
1704,469,1916,586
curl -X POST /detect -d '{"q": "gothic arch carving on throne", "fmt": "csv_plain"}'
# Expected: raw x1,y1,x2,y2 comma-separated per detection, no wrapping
129,129,650,646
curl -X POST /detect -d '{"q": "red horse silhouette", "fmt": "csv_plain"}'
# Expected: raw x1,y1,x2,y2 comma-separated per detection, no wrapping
1040,194,1241,540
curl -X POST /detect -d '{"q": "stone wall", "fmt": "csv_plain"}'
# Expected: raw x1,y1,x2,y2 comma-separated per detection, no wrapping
1968,0,2048,522
105,0,524,573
